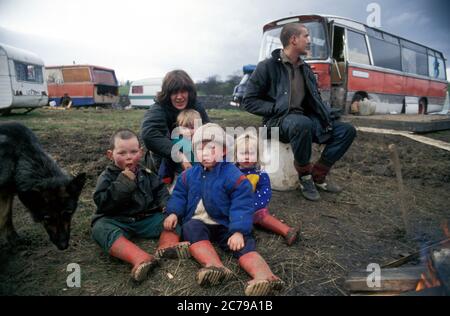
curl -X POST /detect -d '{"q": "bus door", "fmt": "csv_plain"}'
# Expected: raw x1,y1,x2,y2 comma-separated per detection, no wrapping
330,23,348,109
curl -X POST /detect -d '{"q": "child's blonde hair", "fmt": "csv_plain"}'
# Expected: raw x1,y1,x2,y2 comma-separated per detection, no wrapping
177,109,202,128
235,132,260,166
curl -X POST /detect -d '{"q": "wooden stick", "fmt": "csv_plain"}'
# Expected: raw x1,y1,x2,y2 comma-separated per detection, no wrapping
382,237,450,268
388,144,411,237
345,266,424,293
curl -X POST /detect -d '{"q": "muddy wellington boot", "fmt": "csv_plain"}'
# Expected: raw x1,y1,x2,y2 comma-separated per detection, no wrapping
155,230,191,259
189,240,233,286
238,251,284,296
109,236,158,282
253,208,300,246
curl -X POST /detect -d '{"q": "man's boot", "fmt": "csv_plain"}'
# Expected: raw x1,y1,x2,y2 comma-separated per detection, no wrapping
238,251,284,296
109,236,158,282
155,230,191,259
254,208,300,246
294,162,320,201
189,240,233,286
312,161,342,193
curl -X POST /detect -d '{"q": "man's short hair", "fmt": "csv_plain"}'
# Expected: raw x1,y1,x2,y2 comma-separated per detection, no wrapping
109,129,139,149
280,23,306,48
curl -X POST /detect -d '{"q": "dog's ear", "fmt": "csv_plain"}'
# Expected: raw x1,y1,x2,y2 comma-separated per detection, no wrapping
67,173,86,197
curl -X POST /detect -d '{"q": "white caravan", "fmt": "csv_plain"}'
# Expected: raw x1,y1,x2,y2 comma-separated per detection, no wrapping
128,77,162,108
0,43,48,115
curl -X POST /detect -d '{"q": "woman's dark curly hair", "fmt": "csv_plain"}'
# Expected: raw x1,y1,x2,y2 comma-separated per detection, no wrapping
156,69,197,108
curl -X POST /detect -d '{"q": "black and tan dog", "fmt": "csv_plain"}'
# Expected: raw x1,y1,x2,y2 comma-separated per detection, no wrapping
0,122,86,250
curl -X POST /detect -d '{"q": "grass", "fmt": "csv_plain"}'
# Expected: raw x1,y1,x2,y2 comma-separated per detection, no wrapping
0,107,261,135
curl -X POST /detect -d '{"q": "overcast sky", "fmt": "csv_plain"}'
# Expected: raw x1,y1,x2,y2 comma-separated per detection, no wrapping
0,0,449,82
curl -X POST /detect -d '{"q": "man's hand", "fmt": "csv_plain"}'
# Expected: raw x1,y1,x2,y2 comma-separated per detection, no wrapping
227,232,245,251
164,214,178,231
122,168,136,181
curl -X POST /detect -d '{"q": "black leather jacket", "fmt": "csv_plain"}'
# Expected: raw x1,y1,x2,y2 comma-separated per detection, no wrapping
243,49,335,143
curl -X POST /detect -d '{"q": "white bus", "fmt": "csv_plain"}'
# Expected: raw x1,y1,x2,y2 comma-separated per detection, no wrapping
0,43,48,115
128,77,163,108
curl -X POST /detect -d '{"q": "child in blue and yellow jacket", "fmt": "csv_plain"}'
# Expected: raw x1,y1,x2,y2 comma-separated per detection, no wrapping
235,132,300,246
163,123,283,296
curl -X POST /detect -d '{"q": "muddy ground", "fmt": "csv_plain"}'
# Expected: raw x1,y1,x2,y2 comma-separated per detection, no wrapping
0,108,449,296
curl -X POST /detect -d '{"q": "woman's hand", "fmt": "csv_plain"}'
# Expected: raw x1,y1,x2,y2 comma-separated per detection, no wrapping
164,214,178,230
227,232,245,251
181,161,193,170
177,152,192,170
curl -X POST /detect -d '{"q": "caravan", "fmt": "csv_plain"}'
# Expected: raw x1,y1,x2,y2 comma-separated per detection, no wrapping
128,77,162,108
0,43,48,115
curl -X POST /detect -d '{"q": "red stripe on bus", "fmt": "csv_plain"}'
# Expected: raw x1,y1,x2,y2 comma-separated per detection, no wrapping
347,66,447,98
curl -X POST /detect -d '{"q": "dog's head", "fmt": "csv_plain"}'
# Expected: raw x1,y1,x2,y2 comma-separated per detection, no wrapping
19,173,87,250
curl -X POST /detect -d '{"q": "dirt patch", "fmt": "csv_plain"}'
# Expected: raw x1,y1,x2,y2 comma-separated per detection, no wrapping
1,109,449,296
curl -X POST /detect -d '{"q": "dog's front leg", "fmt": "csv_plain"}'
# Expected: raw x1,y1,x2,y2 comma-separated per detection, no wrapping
0,191,18,245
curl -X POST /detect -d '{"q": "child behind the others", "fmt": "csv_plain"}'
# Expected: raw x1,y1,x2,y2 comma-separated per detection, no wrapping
235,132,300,246
91,129,190,282
163,123,284,296
159,109,202,184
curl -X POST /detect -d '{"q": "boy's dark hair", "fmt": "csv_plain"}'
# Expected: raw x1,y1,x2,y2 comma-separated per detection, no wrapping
156,69,197,108
280,23,306,48
109,129,139,149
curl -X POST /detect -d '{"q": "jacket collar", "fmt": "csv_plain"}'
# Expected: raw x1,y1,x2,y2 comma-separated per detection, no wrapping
201,161,227,176
272,48,305,66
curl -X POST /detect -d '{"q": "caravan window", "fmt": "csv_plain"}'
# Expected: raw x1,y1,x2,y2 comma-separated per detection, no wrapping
132,86,144,94
93,68,117,85
14,61,44,83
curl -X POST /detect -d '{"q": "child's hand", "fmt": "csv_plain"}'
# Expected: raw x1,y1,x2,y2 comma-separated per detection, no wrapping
164,214,178,231
181,161,193,170
227,232,244,251
122,168,136,181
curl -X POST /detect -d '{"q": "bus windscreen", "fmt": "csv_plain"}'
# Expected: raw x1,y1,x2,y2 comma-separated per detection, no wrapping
259,21,328,61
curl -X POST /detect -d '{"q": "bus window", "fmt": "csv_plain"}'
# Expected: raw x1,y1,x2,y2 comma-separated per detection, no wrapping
258,21,328,61
347,30,370,65
368,36,402,71
402,47,428,76
428,52,446,80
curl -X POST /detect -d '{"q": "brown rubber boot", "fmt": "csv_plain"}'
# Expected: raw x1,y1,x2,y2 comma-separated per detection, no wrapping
155,230,191,259
189,240,233,286
109,236,158,282
254,208,300,246
238,251,284,296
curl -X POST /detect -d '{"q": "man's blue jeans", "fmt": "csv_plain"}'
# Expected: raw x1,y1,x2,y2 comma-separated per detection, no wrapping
279,113,356,166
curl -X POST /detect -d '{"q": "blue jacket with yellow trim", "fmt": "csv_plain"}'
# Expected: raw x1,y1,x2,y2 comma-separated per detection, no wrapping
238,166,272,211
166,162,254,235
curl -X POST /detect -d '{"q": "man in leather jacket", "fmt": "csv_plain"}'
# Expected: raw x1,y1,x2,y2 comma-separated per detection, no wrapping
243,23,356,201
